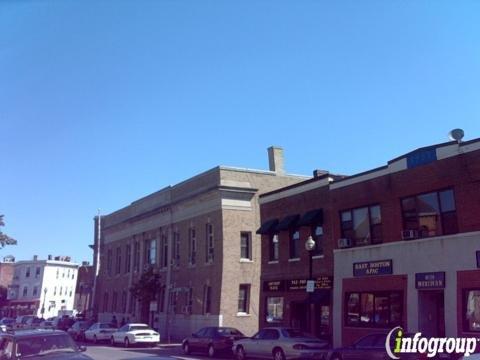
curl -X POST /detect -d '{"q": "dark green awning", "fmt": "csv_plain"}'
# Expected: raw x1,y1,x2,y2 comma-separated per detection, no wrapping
275,214,300,231
298,209,323,226
256,219,279,234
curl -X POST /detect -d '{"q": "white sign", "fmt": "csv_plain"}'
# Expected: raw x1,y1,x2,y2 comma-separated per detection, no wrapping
306,280,315,293
149,301,157,312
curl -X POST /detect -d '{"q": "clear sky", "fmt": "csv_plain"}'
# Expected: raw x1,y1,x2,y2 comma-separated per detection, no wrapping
1,0,480,264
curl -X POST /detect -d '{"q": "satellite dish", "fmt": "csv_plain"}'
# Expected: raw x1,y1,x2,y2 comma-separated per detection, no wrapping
449,128,464,143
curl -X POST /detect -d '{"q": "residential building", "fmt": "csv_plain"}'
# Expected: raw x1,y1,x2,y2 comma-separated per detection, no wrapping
257,137,480,347
0,256,15,317
74,261,94,316
6,255,79,318
93,147,308,340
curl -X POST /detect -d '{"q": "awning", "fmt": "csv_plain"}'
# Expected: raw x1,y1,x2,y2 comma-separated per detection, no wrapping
256,219,279,235
298,209,323,226
275,214,300,231
303,289,331,304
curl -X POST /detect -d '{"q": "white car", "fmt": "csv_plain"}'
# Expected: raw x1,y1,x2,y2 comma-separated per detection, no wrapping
84,322,117,343
110,323,160,348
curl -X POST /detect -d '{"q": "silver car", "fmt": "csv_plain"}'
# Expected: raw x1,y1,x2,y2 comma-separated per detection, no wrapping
233,327,329,360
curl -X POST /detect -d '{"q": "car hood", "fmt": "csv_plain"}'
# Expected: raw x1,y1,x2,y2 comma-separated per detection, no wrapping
25,352,94,360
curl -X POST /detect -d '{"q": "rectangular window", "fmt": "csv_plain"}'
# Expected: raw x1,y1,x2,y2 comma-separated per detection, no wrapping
161,233,168,268
115,247,122,274
269,234,279,261
129,293,135,314
146,239,157,265
203,285,212,314
341,205,382,246
240,232,252,260
112,292,118,312
402,189,458,238
159,286,165,313
345,291,403,328
186,288,193,314
173,231,180,266
238,284,250,313
205,223,214,263
25,267,30,278
266,297,284,322
121,291,127,313
35,267,41,278
33,286,38,297
189,227,196,265
107,248,113,276
133,241,140,271
125,244,131,273
103,292,109,312
22,286,28,297
289,229,300,259
464,289,480,332
311,225,324,256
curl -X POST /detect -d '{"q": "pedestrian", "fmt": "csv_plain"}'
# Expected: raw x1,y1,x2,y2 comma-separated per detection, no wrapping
111,315,118,328
120,317,126,327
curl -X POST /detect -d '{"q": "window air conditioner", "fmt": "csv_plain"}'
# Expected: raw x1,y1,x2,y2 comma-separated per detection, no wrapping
401,230,418,240
338,238,352,249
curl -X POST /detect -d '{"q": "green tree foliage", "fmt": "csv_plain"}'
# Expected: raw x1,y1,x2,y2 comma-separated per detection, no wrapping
0,215,17,248
129,266,161,304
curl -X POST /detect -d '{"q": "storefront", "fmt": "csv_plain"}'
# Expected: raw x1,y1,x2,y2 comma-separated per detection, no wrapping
333,231,480,347
263,276,333,342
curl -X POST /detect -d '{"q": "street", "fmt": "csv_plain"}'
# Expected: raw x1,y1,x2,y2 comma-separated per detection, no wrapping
82,344,233,360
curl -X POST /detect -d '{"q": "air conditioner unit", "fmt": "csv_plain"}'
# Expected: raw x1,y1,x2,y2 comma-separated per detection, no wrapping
401,230,418,240
338,238,352,249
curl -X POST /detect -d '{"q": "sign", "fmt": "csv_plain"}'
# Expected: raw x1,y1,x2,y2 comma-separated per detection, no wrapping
263,280,285,292
149,301,157,312
306,280,315,293
415,272,445,289
315,276,333,289
353,260,393,277
287,279,308,291
477,251,480,269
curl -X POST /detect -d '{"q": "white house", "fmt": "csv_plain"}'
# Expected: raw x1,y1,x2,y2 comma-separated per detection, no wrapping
7,256,79,318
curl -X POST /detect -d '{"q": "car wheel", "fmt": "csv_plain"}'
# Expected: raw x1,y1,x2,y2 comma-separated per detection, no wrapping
93,335,98,344
273,348,285,360
208,344,216,358
236,346,247,360
124,337,130,348
183,342,190,355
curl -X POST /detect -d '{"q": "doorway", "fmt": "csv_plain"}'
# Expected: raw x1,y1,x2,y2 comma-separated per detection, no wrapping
290,302,310,332
418,290,445,337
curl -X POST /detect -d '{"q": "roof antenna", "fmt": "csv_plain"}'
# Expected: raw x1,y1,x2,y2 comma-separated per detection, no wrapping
448,128,464,144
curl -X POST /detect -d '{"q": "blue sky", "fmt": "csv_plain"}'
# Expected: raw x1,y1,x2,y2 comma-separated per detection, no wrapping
1,0,480,263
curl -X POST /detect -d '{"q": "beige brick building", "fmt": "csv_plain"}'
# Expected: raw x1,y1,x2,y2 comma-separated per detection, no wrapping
93,148,308,340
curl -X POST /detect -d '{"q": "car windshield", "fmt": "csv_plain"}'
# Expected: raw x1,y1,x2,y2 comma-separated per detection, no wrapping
129,325,151,331
16,334,78,358
280,329,313,338
217,328,244,336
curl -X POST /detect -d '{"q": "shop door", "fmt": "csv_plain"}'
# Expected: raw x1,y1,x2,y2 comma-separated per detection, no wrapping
290,302,310,332
418,290,445,337
314,304,331,342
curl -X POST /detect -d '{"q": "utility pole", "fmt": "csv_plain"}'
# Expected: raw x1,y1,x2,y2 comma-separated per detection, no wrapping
91,210,101,319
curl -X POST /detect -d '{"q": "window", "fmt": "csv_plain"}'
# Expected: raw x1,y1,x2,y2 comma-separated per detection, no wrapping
189,227,196,265
107,248,113,276
22,286,28,297
203,285,212,314
289,229,300,259
145,239,157,265
103,292,109,312
121,291,127,313
345,291,403,327
173,231,180,266
129,293,136,314
170,291,178,314
205,223,214,263
341,205,382,246
266,297,284,322
35,267,41,278
112,292,118,312
161,233,168,268
25,267,30,278
33,286,38,297
186,287,193,314
133,241,140,271
402,189,458,238
115,247,122,274
54,286,57,296
464,289,480,332
60,287,63,296
159,286,165,313
269,234,279,261
125,244,131,273
311,225,324,256
238,284,250,313
56,269,59,279
240,232,252,260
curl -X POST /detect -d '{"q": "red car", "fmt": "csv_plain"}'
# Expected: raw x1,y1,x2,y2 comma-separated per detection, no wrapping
183,326,247,357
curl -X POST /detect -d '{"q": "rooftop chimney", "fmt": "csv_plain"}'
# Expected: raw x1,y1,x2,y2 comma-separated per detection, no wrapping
267,146,285,175
313,169,329,178
47,255,52,260
33,255,38,261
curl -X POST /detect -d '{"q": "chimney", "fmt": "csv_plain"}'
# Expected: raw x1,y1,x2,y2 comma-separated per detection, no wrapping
33,255,38,261
313,169,329,178
47,255,52,260
267,146,285,174
82,261,90,266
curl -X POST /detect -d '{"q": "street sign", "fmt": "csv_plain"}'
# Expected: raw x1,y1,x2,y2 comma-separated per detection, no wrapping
306,280,315,293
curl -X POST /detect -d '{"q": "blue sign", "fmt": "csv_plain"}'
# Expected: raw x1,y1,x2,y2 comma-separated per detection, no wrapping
407,148,437,169
353,260,393,277
415,272,445,289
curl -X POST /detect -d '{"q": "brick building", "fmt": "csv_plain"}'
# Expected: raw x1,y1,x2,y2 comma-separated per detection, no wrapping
93,147,308,340
258,137,480,347
74,262,94,316
0,256,15,317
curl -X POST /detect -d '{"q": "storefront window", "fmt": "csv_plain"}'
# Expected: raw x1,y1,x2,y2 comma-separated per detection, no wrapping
266,297,284,322
465,290,480,332
345,291,403,328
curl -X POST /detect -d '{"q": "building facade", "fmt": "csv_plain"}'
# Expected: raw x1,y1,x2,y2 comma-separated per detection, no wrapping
6,256,79,318
74,262,94,316
258,138,480,347
0,256,15,317
94,147,308,340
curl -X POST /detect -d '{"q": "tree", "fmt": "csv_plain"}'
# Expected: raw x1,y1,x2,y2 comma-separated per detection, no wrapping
129,266,161,304
0,215,17,248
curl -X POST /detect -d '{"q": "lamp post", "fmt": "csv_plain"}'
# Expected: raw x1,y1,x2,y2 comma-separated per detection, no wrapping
305,236,316,282
41,288,47,318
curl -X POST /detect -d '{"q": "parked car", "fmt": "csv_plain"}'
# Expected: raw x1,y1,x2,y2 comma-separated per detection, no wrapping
110,323,160,348
39,320,55,330
233,327,329,360
56,317,75,332
182,326,247,357
0,329,93,359
0,318,16,332
327,333,421,360
67,321,92,341
25,317,44,328
15,316,35,329
83,323,117,344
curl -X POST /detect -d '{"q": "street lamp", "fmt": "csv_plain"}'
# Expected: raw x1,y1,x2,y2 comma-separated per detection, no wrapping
41,288,47,318
305,236,316,281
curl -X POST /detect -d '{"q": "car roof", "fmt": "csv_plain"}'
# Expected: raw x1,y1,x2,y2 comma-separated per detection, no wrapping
2,329,67,338
127,323,149,327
